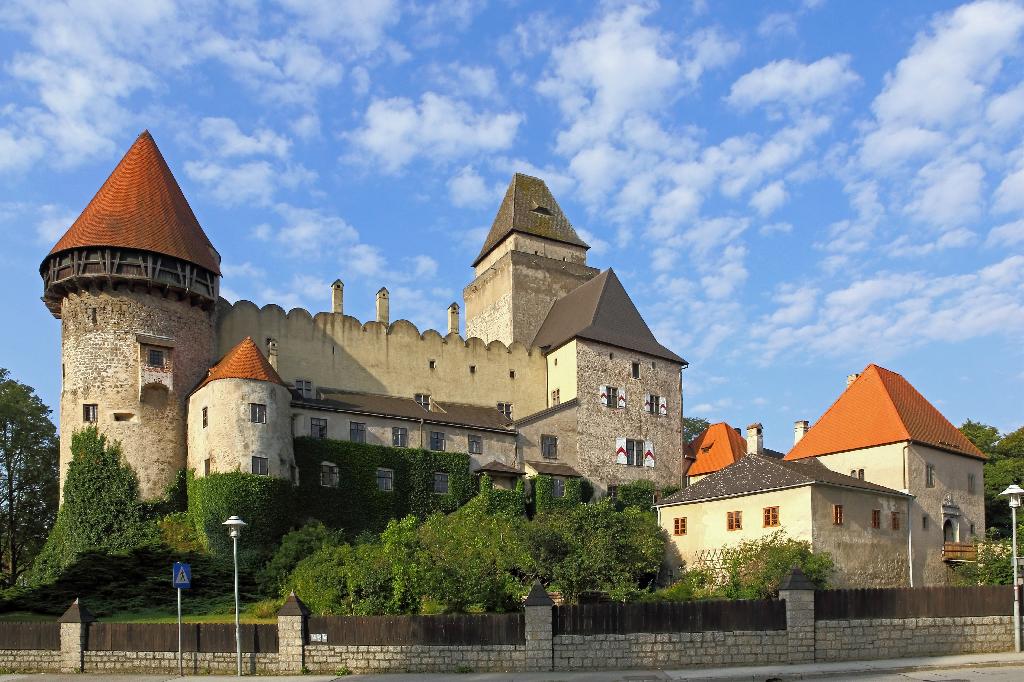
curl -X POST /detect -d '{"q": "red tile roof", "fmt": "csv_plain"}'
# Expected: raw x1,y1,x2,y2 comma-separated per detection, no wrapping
786,364,985,461
686,422,748,476
47,130,221,274
195,337,286,391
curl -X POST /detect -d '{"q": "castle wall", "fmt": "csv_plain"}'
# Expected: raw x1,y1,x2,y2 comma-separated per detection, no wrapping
59,287,215,499
187,378,295,479
545,340,578,406
517,401,580,469
215,302,547,418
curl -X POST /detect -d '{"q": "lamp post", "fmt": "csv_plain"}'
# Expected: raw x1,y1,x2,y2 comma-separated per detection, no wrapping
222,516,247,676
1000,484,1023,653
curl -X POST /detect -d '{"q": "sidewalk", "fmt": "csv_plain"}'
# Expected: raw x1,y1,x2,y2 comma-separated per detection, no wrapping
2,653,1023,681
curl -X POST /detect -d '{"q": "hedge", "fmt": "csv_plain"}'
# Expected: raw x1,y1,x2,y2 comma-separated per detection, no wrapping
478,475,527,517
533,474,587,513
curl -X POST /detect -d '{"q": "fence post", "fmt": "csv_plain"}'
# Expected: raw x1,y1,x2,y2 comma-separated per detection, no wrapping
57,598,94,673
779,567,816,664
277,591,309,674
523,581,553,672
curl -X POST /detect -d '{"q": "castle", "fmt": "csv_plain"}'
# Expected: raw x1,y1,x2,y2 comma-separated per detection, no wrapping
41,131,688,501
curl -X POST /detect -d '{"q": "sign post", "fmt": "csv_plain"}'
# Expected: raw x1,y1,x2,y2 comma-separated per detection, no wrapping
172,562,192,675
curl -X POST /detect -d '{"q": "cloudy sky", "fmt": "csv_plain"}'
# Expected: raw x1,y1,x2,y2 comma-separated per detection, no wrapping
1,0,1022,451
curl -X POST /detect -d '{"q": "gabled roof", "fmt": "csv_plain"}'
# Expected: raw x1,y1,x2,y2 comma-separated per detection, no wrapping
195,337,286,392
46,130,221,274
472,173,589,267
531,269,686,364
657,453,908,507
687,422,748,476
786,364,985,461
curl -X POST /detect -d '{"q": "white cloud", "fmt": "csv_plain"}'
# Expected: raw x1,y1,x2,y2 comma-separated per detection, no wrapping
987,219,1024,247
348,93,523,173
408,255,438,279
35,204,78,243
757,13,798,38
273,204,359,251
750,181,788,216
727,55,860,110
428,62,498,99
198,118,290,158
448,166,504,208
275,0,400,52
986,83,1024,129
994,165,1024,213
290,113,321,140
905,157,984,226
760,221,793,236
185,160,314,205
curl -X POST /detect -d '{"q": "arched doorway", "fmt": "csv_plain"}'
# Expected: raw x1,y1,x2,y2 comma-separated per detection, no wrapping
943,519,957,543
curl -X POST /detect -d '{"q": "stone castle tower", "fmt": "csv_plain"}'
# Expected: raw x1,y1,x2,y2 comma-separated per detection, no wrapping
40,131,220,500
464,174,598,347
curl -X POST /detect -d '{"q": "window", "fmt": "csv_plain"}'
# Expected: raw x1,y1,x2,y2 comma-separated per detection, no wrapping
392,427,408,448
970,523,976,535
858,469,865,480
310,417,328,439
871,509,881,529
349,421,366,443
428,359,436,370
727,510,742,531
763,506,780,527
376,468,394,492
551,389,560,405
147,348,164,368
497,402,513,419
509,370,516,379
926,464,935,487
674,517,687,536
607,485,618,500
552,478,565,498
468,435,483,455
625,439,645,467
651,361,656,370
202,406,208,428
203,458,211,476
631,362,640,378
647,395,661,415
833,504,844,526
83,404,98,423
541,434,558,459
609,352,614,359
251,456,269,476
249,403,266,424
469,365,476,374
295,379,313,399
922,515,929,530
968,473,976,493
891,512,901,530
320,462,339,487
415,393,431,410
606,386,619,408
430,431,446,451
433,472,449,494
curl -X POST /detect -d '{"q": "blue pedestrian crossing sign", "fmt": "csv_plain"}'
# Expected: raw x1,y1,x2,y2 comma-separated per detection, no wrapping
172,562,191,589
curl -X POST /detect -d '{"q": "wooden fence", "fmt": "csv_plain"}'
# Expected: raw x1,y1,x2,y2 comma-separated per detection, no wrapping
0,622,60,650
86,623,278,653
306,613,525,646
553,599,787,636
814,585,1013,620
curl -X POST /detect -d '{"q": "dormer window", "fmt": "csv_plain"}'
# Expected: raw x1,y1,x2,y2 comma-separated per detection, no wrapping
531,204,553,216
295,379,313,400
415,393,430,410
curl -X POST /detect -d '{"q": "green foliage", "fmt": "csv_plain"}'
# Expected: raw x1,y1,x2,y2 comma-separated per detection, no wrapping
639,569,713,602
533,475,586,513
951,529,1016,585
477,475,527,517
31,427,158,584
683,417,711,444
187,471,295,569
615,480,656,510
960,420,1024,537
716,531,833,599
259,521,342,595
294,438,474,537
158,512,204,553
960,420,1002,457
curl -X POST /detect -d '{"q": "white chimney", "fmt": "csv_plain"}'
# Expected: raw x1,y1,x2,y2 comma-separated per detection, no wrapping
846,373,860,387
266,338,279,371
746,423,763,456
376,287,389,325
794,420,809,445
331,279,344,314
447,302,460,336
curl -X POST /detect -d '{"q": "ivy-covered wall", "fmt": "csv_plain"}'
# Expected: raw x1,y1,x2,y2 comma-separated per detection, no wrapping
533,475,588,513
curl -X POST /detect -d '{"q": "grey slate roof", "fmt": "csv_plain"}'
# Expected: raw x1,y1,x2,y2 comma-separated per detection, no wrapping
473,173,589,267
526,461,583,478
477,460,524,476
531,269,686,365
657,453,908,507
296,390,514,433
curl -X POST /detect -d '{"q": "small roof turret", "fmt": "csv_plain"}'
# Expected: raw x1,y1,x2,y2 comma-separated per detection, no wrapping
194,337,286,392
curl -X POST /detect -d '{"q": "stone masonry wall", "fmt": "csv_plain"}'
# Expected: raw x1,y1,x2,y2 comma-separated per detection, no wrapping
304,644,525,674
553,631,787,670
0,648,60,672
81,650,278,674
815,616,1013,662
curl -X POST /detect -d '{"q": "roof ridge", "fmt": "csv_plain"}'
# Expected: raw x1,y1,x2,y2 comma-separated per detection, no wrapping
868,365,913,442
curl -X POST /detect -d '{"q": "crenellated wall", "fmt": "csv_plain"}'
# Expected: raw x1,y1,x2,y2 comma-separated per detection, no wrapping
215,300,548,417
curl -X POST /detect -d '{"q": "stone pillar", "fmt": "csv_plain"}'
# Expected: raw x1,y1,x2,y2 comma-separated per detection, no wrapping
779,566,816,664
58,598,94,673
523,580,553,672
376,287,389,326
331,279,344,314
277,591,309,674
447,302,460,336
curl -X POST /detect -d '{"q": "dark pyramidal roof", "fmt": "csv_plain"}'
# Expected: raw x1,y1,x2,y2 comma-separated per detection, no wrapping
473,173,589,266
532,269,686,365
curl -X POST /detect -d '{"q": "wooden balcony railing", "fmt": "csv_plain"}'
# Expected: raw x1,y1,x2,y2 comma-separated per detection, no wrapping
942,542,977,562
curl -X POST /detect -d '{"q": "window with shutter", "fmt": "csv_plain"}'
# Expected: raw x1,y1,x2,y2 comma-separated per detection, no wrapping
643,440,655,467
615,437,627,465
617,387,627,408
659,397,668,416
600,385,610,407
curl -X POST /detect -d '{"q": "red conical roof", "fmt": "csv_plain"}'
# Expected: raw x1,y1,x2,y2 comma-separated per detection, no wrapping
686,422,748,476
46,131,220,274
195,337,286,392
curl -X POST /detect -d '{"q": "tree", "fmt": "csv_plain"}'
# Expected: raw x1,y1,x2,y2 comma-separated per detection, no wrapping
683,417,711,444
0,368,59,587
960,420,1024,538
959,420,1001,458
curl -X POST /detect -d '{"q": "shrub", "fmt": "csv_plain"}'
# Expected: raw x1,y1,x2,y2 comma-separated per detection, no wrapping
615,480,656,511
259,522,342,595
159,512,205,553
952,529,1015,585
639,569,714,602
716,531,833,599
478,475,527,517
533,475,587,513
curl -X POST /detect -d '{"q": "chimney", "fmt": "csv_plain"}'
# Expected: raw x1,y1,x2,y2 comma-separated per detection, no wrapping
746,423,763,456
447,302,460,336
331,279,344,314
794,420,809,445
266,338,279,371
376,287,389,325
846,373,860,388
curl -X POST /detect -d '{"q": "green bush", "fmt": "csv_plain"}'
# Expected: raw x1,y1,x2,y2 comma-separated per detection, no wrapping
478,475,527,517
30,427,159,583
533,475,586,513
615,480,656,510
158,512,205,553
716,531,833,599
259,522,342,595
952,529,1016,585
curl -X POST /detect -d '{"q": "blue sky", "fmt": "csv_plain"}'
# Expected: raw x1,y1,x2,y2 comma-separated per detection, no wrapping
1,0,1022,452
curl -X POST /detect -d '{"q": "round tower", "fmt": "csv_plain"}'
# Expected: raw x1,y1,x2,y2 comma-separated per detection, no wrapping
40,131,221,500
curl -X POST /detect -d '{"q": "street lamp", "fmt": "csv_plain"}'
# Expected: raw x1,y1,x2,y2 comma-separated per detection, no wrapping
1000,484,1023,653
222,515,247,676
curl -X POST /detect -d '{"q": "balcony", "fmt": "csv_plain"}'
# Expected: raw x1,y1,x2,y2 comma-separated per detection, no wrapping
942,542,977,562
